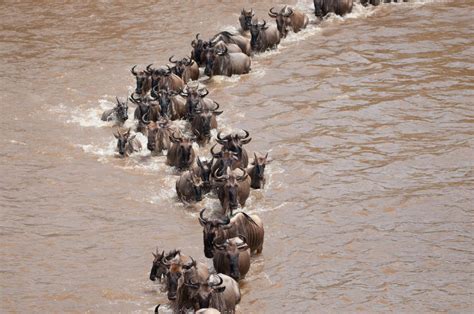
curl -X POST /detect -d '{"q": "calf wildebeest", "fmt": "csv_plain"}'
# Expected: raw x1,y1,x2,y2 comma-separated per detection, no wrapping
314,0,353,18
215,130,251,168
151,88,186,120
193,157,214,194
167,132,196,170
169,55,200,83
212,236,250,281
176,170,205,203
114,127,142,157
192,102,223,145
144,118,172,155
101,96,128,126
148,65,185,93
199,208,264,258
214,167,251,217
131,64,152,97
191,33,210,66
239,8,255,34
247,152,270,189
185,274,240,313
268,5,309,38
210,31,251,55
203,46,251,78
249,20,281,53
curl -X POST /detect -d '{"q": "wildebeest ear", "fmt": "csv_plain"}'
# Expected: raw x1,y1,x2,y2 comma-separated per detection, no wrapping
113,132,120,139
214,111,223,116
152,252,157,258
214,286,226,293
129,134,136,141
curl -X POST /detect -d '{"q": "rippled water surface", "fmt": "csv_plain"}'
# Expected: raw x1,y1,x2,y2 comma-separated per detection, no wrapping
1,0,473,312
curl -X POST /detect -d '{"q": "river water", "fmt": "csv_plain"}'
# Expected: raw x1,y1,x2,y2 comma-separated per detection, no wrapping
1,0,473,312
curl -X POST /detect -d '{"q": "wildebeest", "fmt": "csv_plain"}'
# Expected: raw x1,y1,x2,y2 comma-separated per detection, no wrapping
247,152,270,189
101,96,128,126
149,248,181,284
114,127,142,157
151,88,186,120
148,65,185,93
173,256,210,311
268,5,309,38
212,236,250,281
203,47,251,78
180,84,216,121
249,20,281,53
144,118,173,155
196,308,221,314
239,8,255,33
215,130,251,168
191,102,223,145
193,157,214,194
199,208,264,258
176,170,204,203
184,274,240,313
167,132,196,170
129,95,154,134
191,33,210,66
164,253,209,302
214,167,251,217
131,64,152,97
169,55,200,83
210,31,251,56
313,0,353,18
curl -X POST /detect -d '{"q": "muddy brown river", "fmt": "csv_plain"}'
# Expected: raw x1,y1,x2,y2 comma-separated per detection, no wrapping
1,0,473,312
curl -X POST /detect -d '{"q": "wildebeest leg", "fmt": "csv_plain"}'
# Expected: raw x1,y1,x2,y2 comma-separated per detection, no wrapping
257,244,263,254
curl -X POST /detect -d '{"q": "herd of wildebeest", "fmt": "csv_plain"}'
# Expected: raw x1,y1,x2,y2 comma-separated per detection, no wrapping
99,1,408,312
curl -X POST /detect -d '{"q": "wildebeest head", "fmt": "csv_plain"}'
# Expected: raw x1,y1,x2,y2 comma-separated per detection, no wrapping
162,251,189,301
145,119,169,152
149,248,166,282
185,275,225,309
148,65,169,91
169,55,194,78
181,84,209,120
196,157,214,190
191,33,209,66
170,132,196,170
129,94,150,117
193,102,223,139
199,208,231,258
268,6,293,38
204,47,229,77
239,8,255,31
211,145,239,177
216,130,252,158
252,152,269,180
114,96,129,122
213,236,249,280
114,128,135,156
131,64,151,96
152,88,177,118
187,170,204,202
250,20,268,49
215,167,249,212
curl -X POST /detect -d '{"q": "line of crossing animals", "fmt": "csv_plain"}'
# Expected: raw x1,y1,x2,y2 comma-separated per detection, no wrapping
99,1,408,312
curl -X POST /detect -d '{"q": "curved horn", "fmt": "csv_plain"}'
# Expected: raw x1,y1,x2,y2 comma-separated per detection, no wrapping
213,239,226,250
238,234,248,245
210,144,221,158
212,102,220,111
268,7,278,17
168,55,178,63
183,256,196,270
213,168,227,182
166,65,172,75
142,111,150,125
131,65,138,76
146,63,153,74
285,6,294,17
218,215,231,226
199,208,208,224
237,168,249,181
198,88,209,98
239,129,250,139
217,131,227,141
196,33,200,40
210,275,224,287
